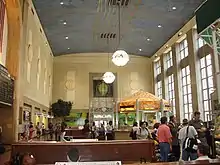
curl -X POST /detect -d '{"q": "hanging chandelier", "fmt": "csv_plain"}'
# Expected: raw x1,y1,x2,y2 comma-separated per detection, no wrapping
112,50,129,67
103,72,115,84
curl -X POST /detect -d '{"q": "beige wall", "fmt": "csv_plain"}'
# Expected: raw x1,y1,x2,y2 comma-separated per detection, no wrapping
20,0,53,108
53,53,153,110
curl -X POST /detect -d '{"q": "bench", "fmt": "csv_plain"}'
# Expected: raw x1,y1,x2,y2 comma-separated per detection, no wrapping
65,129,87,139
11,140,155,164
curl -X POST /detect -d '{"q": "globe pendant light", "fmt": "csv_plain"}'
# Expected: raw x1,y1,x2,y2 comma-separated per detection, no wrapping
112,50,129,66
103,72,115,84
112,1,129,67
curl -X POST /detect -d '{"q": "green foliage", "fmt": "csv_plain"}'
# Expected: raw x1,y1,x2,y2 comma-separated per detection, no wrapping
51,99,72,117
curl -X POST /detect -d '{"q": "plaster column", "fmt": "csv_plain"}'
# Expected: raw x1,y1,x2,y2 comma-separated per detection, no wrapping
187,29,201,116
160,54,166,99
5,0,22,142
172,44,181,122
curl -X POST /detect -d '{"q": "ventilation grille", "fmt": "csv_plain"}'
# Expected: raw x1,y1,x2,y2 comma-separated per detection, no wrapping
100,33,116,39
108,0,130,6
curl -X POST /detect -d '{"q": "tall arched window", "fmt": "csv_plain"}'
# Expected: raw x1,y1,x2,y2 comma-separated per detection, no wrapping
43,66,47,94
27,30,33,83
36,47,41,90
48,74,52,97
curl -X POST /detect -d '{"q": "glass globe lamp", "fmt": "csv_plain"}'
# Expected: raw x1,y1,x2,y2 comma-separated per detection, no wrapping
102,72,115,84
112,50,129,66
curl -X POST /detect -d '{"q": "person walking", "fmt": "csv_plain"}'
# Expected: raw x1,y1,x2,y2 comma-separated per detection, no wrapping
157,117,172,162
178,119,198,161
189,111,207,145
168,115,180,160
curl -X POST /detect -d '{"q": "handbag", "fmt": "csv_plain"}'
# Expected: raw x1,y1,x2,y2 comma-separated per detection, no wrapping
183,126,198,153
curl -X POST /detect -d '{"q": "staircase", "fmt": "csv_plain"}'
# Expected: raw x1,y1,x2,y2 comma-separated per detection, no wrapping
200,20,220,54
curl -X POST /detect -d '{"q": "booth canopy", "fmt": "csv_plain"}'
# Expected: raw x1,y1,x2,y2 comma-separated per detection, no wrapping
119,90,171,112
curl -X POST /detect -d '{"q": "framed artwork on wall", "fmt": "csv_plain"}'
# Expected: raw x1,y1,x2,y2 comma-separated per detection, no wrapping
93,80,113,97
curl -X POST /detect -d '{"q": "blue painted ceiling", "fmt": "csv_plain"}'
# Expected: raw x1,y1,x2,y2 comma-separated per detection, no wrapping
33,0,205,57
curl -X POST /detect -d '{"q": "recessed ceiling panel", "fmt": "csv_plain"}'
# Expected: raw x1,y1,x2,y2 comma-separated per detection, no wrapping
33,0,205,56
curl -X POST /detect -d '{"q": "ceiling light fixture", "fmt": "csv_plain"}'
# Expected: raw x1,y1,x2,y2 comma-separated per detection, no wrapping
147,38,150,41
158,25,162,28
112,1,129,67
112,50,129,67
60,2,64,5
68,48,70,50
103,72,115,84
139,49,142,51
63,21,67,25
178,31,183,36
65,36,69,40
172,6,176,10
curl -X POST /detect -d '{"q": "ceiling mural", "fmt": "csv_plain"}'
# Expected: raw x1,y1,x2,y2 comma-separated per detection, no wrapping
33,0,205,56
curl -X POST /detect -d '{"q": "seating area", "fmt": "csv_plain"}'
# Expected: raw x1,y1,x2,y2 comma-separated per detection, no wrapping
11,140,155,164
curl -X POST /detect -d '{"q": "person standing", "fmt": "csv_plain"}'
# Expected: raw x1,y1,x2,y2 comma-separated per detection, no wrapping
136,121,152,140
157,117,172,162
91,122,97,139
129,122,139,140
189,111,207,145
178,119,198,161
36,122,41,139
106,121,114,140
168,115,180,160
28,122,34,140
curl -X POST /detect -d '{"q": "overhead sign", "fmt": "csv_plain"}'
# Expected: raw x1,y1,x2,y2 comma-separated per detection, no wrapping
55,161,122,165
196,0,220,34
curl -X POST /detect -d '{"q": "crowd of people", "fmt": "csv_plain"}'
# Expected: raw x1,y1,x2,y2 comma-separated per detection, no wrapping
60,119,115,141
129,111,214,162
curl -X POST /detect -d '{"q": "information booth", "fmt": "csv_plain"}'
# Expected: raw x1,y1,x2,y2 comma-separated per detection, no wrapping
116,90,171,127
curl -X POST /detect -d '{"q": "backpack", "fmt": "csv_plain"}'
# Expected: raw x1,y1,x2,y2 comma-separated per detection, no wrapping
183,126,198,153
129,129,137,140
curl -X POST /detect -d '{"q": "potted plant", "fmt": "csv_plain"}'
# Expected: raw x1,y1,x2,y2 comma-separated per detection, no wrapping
51,99,73,120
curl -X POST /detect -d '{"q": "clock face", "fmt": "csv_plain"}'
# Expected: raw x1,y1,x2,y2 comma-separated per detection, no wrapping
65,79,75,90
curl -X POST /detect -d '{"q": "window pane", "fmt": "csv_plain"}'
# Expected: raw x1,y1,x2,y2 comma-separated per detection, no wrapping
203,90,208,100
185,47,189,56
184,113,189,119
204,101,209,111
183,86,187,95
182,77,186,86
186,75,191,84
201,68,206,78
186,66,190,74
208,77,213,88
184,95,188,102
207,65,212,76
188,94,192,103
202,79,207,89
206,54,212,65
200,58,205,68
204,112,210,121
189,104,193,113
187,85,191,94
